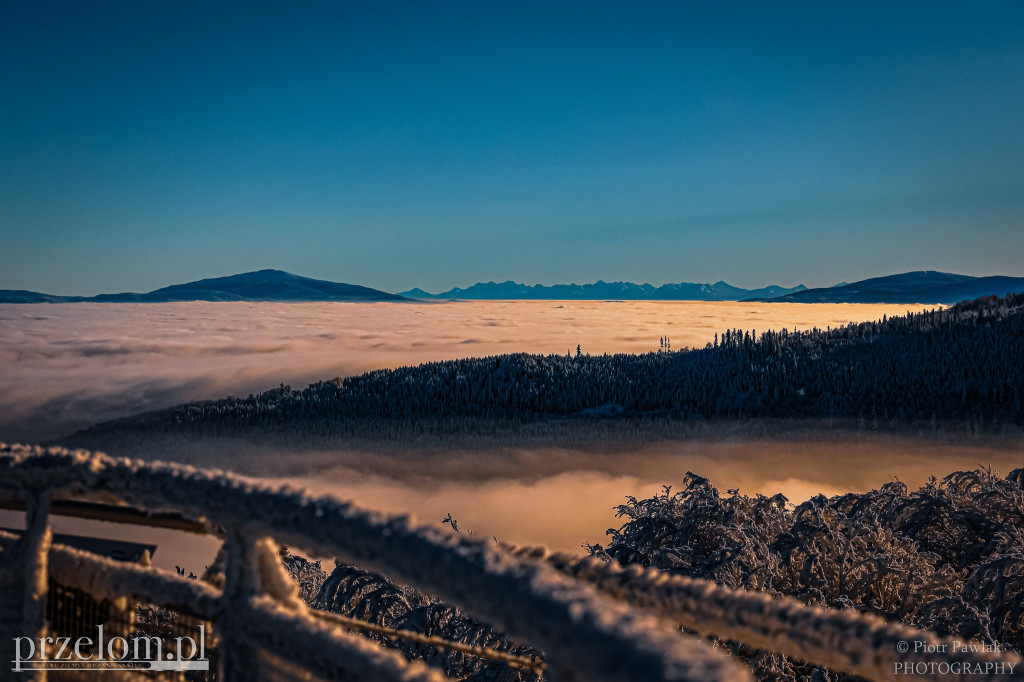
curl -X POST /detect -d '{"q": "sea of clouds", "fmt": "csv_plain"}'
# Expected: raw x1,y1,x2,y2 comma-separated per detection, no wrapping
0,299,932,442
7,299,1018,568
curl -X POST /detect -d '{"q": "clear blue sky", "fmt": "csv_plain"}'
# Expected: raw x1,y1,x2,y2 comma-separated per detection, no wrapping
2,1,1023,295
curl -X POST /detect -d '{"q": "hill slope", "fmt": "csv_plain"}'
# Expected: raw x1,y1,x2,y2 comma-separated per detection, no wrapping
754,271,1024,304
0,270,407,303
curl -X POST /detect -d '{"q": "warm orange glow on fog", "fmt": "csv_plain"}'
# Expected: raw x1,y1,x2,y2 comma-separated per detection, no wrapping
0,299,936,440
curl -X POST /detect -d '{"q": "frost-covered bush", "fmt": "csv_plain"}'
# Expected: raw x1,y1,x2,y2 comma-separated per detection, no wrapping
591,467,1024,681
278,545,326,606
587,474,788,592
312,560,542,682
269,547,539,681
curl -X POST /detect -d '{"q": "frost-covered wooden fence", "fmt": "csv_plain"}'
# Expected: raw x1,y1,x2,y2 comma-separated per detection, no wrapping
0,445,1019,682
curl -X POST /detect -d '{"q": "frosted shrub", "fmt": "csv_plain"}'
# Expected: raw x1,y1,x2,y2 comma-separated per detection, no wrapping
313,561,542,681
591,473,788,591
590,467,1024,681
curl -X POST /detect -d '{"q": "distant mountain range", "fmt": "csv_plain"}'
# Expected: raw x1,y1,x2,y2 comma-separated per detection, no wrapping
751,271,1024,304
4,269,1022,305
0,270,406,303
399,280,808,301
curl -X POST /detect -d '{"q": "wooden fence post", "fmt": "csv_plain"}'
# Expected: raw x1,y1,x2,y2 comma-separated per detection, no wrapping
21,488,52,682
218,527,261,679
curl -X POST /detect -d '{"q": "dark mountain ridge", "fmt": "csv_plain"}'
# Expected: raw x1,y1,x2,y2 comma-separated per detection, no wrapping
401,270,1024,303
0,270,407,303
753,271,1024,304
8,270,1021,305
399,279,807,300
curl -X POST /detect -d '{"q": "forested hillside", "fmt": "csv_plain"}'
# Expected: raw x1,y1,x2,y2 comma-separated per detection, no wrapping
72,293,1024,441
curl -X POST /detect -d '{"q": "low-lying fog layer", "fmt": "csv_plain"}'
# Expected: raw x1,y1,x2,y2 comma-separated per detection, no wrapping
1,299,931,442
168,436,1024,556
10,434,1015,575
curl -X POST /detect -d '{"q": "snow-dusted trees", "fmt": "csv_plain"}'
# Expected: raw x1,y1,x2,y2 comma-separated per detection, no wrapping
75,292,1024,441
590,466,1024,681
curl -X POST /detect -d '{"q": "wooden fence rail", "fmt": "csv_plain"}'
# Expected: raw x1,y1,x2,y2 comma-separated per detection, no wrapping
0,444,1019,681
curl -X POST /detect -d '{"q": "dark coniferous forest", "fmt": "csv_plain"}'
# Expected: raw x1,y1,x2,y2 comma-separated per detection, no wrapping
75,292,1024,441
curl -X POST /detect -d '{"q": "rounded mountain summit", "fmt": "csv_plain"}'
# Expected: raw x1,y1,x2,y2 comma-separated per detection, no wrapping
0,270,409,303
143,269,408,302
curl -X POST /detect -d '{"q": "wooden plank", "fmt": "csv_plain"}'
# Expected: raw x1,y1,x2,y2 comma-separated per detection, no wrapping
0,498,209,534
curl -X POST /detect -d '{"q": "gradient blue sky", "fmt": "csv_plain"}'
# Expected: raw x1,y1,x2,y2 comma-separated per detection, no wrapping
2,1,1023,295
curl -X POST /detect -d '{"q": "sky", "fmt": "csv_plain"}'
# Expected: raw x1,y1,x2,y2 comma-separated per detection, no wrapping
1,1,1023,295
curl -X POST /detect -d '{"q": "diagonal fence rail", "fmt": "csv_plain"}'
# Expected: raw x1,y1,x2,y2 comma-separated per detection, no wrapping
0,444,1019,681
0,445,744,682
